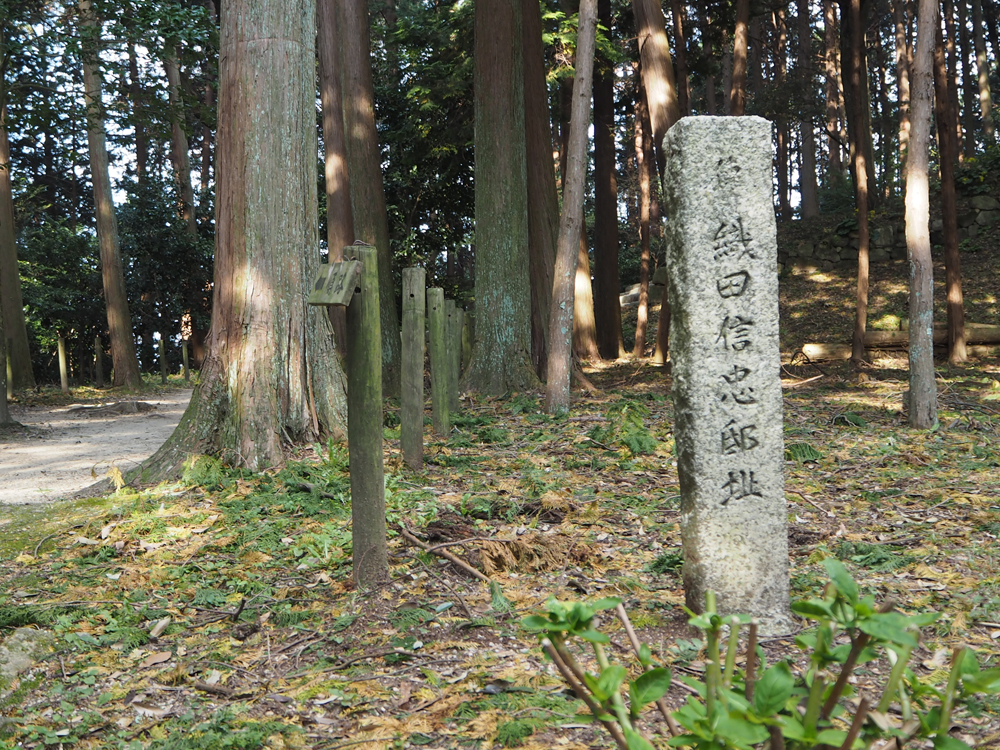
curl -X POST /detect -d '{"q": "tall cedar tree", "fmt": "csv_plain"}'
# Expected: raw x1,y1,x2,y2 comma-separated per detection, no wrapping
164,41,197,235
547,0,598,412
730,0,750,115
79,0,142,388
971,0,995,142
465,0,537,393
142,0,347,476
933,17,968,363
341,0,401,395
846,0,871,365
632,77,655,357
797,0,819,216
523,0,559,376
905,0,938,427
892,0,911,180
318,0,353,352
593,0,625,360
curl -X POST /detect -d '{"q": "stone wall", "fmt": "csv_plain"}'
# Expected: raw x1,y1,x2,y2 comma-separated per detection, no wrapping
777,192,999,273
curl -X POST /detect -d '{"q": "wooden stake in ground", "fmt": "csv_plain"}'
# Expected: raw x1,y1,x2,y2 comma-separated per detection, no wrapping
427,288,449,436
546,0,598,413
401,267,426,470
451,306,464,412
445,300,459,412
58,337,69,394
347,245,387,587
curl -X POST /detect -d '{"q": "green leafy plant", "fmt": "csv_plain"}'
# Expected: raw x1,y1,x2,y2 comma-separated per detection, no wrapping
525,560,1000,749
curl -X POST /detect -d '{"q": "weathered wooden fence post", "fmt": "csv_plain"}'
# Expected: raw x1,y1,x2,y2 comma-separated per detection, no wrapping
94,335,104,388
401,267,426,469
426,288,449,436
346,246,387,587
444,300,458,412
159,337,168,384
181,340,190,383
450,306,464,411
58,336,69,394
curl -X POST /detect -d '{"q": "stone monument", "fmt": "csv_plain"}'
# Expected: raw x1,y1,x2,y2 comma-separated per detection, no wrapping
663,116,791,633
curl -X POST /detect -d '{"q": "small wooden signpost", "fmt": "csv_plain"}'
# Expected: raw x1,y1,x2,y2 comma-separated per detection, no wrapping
308,248,386,587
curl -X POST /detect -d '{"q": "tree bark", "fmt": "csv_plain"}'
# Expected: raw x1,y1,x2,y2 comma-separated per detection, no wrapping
523,0,559,376
942,0,964,158
956,0,978,157
796,0,819,216
0,106,33,389
318,0,353,351
873,21,894,197
892,0,911,184
340,0,401,394
141,0,347,476
573,228,601,361
632,0,681,176
730,0,750,115
0,309,10,424
847,0,870,365
201,0,217,193
633,78,653,357
905,0,937,428
79,0,143,389
670,0,690,115
971,0,995,142
775,8,791,221
465,0,537,394
164,41,197,235
548,0,598,412
593,0,624,360
824,0,842,173
127,43,147,184
840,0,878,205
933,18,968,363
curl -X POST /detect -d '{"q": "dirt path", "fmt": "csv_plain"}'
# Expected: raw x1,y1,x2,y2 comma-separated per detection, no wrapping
0,389,192,505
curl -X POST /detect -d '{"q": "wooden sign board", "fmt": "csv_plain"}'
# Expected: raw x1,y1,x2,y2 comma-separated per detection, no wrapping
308,260,363,307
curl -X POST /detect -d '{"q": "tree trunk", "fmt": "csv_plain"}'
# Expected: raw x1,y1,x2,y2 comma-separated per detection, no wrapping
873,22,894,197
128,43,147,184
201,0,217,194
840,0,878,205
523,0,559,376
633,78,653,357
632,0,681,176
670,0,690,115
547,0,598,412
465,0,537,394
942,0,964,158
956,0,978,157
797,0,819,216
847,0,870,365
905,0,937,428
318,0,353,352
892,0,911,184
0,310,10,425
971,0,995,142
573,228,601,361
775,8,791,220
593,0,624,360
934,18,968,363
79,0,143,389
701,1,718,114
983,0,1000,73
824,0,842,173
164,41,197,235
730,0,750,115
0,107,33,389
142,0,347,477
341,0,401,395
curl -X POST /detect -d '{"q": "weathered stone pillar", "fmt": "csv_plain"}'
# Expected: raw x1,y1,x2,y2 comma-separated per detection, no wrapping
664,116,791,633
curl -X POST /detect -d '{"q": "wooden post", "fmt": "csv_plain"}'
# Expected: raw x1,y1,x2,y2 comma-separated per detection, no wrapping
426,287,449,436
182,339,190,383
401,267,426,470
94,335,104,388
347,245,387,588
444,300,458,412
58,336,69,394
462,312,473,374
451,307,464,411
159,337,168,384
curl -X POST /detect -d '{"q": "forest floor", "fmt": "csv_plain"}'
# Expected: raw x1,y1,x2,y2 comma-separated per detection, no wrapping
1,254,1000,750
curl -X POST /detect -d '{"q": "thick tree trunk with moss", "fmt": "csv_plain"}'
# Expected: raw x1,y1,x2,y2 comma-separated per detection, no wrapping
318,0,353,352
0,107,33,390
592,0,624,361
523,0,558,376
164,42,197,235
79,0,142,389
141,0,347,477
341,0,400,395
465,0,537,394
906,0,937,428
